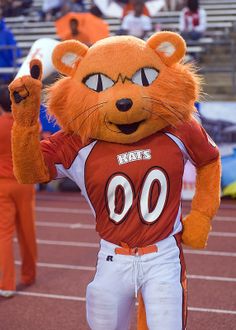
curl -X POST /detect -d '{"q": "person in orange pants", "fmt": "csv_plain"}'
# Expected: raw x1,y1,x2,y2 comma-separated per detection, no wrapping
0,86,37,298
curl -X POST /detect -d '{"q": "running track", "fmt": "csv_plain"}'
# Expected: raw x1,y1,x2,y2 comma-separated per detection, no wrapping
0,192,236,330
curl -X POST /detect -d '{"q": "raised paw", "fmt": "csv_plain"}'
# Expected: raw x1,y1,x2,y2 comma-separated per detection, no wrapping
8,59,43,126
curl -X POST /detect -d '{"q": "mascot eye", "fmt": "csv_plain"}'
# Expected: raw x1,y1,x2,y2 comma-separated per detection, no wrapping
83,73,115,92
132,68,159,86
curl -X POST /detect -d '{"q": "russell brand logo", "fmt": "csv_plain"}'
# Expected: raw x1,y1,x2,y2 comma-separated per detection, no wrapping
117,149,152,165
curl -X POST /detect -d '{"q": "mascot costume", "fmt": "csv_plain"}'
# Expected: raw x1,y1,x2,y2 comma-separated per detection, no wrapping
9,31,221,330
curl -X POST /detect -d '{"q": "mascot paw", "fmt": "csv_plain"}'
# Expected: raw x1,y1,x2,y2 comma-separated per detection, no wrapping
182,210,212,249
8,59,42,127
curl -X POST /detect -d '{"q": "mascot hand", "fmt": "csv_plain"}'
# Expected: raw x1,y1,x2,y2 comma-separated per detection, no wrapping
182,210,211,249
9,59,42,127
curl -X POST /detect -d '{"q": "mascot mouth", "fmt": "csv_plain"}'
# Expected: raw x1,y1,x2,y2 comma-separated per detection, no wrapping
116,120,145,135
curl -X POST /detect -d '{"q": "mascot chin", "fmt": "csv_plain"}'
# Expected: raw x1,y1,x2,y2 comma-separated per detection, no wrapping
9,31,221,330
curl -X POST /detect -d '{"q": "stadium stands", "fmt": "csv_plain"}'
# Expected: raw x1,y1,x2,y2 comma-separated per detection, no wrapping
1,0,236,98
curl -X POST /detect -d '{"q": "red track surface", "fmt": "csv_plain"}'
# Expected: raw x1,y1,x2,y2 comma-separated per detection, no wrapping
0,192,236,330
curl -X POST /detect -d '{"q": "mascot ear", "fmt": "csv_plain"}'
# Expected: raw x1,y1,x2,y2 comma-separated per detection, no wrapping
147,31,186,66
52,40,88,76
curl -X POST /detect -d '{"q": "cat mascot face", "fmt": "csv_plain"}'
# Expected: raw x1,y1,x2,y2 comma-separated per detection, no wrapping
9,31,220,330
48,32,199,144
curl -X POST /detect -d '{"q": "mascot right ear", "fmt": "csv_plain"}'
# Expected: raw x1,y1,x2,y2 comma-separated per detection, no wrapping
52,40,88,76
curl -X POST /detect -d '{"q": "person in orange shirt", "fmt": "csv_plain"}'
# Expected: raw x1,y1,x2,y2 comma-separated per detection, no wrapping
63,18,91,46
122,0,150,18
0,86,37,298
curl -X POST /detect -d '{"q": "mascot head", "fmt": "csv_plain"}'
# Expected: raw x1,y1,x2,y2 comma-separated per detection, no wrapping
47,31,200,144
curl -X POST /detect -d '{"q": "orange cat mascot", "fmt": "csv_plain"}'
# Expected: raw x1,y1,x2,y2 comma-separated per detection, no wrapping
9,31,221,330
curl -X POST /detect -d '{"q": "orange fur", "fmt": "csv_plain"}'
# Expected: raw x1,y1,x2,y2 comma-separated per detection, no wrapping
47,32,201,145
9,74,50,183
182,158,221,248
12,123,50,183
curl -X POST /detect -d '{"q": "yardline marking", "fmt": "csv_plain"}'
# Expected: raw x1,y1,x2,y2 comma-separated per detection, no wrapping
14,260,236,283
36,207,236,222
13,238,236,256
15,291,236,315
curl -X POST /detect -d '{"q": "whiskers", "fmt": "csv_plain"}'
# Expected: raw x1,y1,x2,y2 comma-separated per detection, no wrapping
142,107,168,123
142,96,187,124
68,101,107,125
67,101,107,142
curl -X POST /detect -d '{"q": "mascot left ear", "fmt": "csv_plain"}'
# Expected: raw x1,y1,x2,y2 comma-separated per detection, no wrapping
52,40,89,76
147,31,186,66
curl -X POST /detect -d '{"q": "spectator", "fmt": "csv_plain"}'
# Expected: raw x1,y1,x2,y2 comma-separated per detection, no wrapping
164,0,185,11
41,0,63,21
122,0,150,17
62,0,86,15
0,86,37,298
1,0,32,17
62,17,90,44
179,0,207,41
120,0,152,39
0,9,21,84
89,4,103,18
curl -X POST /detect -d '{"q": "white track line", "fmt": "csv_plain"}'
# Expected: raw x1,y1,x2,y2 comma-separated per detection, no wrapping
14,238,236,256
36,206,92,214
188,307,236,315
214,216,236,222
36,222,236,237
36,221,95,229
14,261,236,282
187,275,236,282
36,222,236,236
184,249,236,257
15,260,95,271
210,232,236,237
36,207,236,222
36,239,99,248
36,194,236,210
17,291,86,302
15,291,236,315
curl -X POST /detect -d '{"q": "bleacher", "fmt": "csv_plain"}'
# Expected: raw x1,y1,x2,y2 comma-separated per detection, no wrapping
2,0,236,98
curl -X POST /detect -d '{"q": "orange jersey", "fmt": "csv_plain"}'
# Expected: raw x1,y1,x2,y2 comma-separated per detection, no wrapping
0,113,15,180
41,118,219,247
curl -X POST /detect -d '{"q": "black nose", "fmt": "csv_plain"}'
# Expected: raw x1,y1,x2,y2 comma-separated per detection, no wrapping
116,98,133,112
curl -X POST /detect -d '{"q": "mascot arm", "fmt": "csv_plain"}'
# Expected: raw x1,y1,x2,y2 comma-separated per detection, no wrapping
9,59,50,184
182,157,221,249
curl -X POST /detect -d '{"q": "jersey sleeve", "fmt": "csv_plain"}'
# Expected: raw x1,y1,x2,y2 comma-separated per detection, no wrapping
166,118,220,167
40,131,83,180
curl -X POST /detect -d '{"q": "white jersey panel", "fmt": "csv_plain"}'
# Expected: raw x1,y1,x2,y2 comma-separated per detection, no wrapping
170,205,182,236
55,140,97,216
165,132,194,165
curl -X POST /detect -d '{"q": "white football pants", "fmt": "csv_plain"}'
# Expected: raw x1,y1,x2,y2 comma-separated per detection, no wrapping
86,235,187,330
